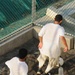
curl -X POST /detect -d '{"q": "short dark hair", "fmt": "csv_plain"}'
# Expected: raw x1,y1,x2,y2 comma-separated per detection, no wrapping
55,14,63,22
18,48,28,59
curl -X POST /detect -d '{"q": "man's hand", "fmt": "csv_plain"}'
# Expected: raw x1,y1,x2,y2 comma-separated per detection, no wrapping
38,36,43,49
38,42,43,49
64,46,68,52
60,36,68,52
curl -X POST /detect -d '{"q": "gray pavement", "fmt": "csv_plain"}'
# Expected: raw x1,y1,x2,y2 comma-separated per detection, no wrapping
0,38,75,75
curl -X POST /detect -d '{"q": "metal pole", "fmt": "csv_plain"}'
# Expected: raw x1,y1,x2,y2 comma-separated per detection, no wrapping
32,0,36,22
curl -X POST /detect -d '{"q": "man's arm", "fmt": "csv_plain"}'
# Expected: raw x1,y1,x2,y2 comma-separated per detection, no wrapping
38,36,43,49
38,25,46,49
60,36,68,52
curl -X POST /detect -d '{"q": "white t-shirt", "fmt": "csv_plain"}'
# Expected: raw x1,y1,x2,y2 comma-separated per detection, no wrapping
5,57,28,75
38,23,65,58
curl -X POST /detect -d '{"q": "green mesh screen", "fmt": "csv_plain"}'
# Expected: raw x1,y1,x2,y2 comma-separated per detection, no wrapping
0,0,31,28
0,0,55,38
0,0,74,39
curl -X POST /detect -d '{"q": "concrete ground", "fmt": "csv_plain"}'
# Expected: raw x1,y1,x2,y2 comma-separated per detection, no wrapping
0,38,75,75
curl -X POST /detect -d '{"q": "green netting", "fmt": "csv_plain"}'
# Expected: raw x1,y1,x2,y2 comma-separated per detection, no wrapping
0,0,56,28
0,0,57,38
0,0,32,28
0,0,74,39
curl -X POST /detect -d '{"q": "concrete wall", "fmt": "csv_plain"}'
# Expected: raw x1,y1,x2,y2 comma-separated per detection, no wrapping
60,35,74,50
0,25,74,56
33,26,42,39
0,27,33,56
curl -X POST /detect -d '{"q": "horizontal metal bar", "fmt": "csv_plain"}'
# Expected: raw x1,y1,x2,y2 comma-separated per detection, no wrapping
0,22,33,44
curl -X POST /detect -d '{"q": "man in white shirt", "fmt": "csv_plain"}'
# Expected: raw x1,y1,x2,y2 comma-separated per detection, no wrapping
5,48,28,75
37,14,68,75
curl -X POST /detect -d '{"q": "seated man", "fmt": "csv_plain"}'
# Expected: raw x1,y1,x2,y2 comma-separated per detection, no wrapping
5,48,28,75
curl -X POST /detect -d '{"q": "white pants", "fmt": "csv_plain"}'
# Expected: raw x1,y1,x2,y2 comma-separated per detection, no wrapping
37,54,59,73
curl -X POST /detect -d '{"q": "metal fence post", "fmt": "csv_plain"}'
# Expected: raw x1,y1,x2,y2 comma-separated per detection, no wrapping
32,0,36,22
